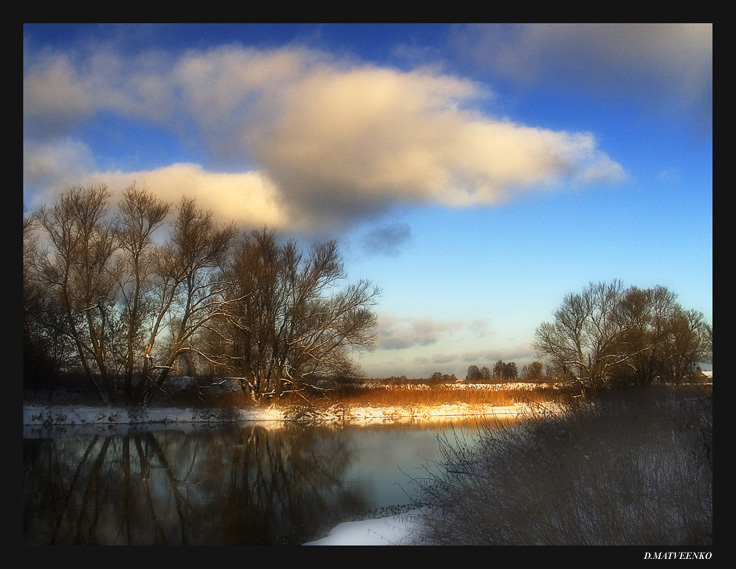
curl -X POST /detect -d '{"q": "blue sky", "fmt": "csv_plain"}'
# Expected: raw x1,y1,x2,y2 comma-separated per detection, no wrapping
23,23,712,378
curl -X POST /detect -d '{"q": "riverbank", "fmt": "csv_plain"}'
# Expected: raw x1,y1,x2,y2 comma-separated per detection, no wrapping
23,379,565,432
22,400,526,432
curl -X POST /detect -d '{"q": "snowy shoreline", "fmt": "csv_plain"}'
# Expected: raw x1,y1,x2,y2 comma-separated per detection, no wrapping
22,379,566,434
22,401,523,430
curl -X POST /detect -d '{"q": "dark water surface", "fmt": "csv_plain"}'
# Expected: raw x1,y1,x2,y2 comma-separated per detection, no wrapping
23,419,485,545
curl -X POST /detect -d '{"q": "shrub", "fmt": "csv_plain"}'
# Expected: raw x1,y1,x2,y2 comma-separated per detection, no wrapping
413,385,712,545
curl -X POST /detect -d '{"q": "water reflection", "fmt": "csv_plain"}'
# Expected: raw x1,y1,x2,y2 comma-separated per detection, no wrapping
23,421,480,545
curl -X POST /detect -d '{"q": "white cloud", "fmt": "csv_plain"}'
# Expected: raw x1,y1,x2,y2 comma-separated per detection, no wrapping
87,163,287,228
23,40,627,233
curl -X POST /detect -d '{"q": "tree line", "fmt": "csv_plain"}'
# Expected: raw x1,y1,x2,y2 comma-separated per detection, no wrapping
23,184,380,405
464,361,531,382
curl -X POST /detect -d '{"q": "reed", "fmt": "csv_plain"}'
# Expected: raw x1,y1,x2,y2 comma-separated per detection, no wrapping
293,380,574,412
25,375,590,412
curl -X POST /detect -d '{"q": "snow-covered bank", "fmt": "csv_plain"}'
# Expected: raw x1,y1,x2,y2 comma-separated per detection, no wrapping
21,403,284,436
21,399,539,440
22,401,525,429
22,379,557,432
22,402,282,427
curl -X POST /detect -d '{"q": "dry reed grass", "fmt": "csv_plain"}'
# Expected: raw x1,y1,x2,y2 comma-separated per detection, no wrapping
288,380,574,413
26,376,579,413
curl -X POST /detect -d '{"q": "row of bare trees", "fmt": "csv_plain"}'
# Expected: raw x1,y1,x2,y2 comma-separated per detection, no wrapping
23,184,380,405
533,280,711,391
465,361,522,382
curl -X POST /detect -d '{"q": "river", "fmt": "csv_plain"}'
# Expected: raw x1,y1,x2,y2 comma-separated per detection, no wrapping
23,419,488,545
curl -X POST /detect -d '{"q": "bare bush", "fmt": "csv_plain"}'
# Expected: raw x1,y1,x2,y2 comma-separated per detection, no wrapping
414,386,712,545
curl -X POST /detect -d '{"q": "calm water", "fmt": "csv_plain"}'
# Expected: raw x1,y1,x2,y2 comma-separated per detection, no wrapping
23,419,486,545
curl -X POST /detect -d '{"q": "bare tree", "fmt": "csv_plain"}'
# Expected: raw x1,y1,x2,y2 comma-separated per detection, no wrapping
658,308,712,383
613,285,680,384
33,186,120,404
216,228,380,399
466,365,482,381
135,197,237,405
23,211,65,392
534,281,632,390
522,361,544,381
113,184,170,401
492,360,517,381
534,280,712,390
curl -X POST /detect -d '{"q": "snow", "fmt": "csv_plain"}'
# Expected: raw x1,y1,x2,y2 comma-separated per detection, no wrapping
22,402,282,427
22,401,524,432
303,509,428,546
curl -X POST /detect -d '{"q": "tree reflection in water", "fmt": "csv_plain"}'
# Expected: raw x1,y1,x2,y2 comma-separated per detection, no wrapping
23,424,366,545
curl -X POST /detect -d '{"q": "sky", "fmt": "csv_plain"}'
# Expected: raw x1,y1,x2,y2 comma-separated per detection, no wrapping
22,23,713,379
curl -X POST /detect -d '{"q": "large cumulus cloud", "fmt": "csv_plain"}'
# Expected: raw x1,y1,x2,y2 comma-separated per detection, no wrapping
23,37,627,234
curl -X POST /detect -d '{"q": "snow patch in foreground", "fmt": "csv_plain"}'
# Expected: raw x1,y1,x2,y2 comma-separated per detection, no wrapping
304,509,427,546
